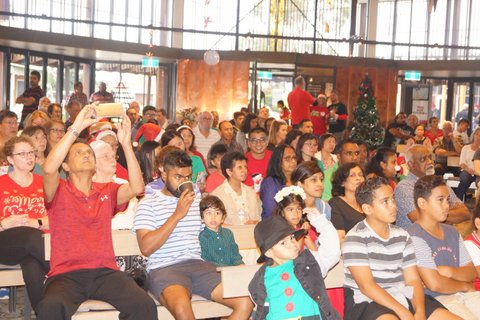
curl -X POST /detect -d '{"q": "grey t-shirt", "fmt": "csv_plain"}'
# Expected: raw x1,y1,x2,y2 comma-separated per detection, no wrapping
408,223,472,297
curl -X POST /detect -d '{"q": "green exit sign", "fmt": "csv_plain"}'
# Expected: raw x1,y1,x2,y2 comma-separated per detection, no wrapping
405,71,421,81
142,57,159,68
258,71,273,80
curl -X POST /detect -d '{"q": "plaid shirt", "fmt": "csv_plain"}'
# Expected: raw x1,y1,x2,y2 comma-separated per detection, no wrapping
199,226,244,267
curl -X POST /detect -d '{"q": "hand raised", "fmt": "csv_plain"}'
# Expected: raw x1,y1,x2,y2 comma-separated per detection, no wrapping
173,189,195,220
73,104,99,130
116,114,132,147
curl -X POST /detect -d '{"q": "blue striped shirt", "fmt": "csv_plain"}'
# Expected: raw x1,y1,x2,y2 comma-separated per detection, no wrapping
133,191,202,271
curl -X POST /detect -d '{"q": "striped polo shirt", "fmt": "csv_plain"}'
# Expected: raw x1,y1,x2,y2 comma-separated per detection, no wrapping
343,220,417,305
133,191,202,271
193,126,220,159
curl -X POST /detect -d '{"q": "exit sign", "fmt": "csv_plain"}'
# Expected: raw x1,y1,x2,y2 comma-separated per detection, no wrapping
405,71,421,81
258,71,273,80
142,57,159,68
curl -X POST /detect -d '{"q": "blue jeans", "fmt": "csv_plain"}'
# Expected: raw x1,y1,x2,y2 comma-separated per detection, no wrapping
454,170,475,200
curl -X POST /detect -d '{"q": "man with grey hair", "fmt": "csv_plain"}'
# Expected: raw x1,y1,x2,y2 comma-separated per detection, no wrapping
193,111,220,159
394,145,470,229
287,76,315,126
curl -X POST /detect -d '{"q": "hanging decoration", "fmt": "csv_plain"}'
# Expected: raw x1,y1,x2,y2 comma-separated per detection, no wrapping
202,0,220,65
203,50,220,65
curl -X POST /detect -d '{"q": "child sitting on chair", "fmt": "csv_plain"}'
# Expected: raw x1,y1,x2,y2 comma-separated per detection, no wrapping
198,195,244,267
248,187,341,320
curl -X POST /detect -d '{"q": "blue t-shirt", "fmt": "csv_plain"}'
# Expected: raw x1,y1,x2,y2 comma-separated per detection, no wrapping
264,259,321,319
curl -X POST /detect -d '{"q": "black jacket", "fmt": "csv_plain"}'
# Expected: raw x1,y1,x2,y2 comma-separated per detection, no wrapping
248,250,341,320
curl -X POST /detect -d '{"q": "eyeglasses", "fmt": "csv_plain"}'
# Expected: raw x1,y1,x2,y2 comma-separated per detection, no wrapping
2,120,18,126
97,154,118,161
49,128,66,134
248,138,267,144
12,150,37,158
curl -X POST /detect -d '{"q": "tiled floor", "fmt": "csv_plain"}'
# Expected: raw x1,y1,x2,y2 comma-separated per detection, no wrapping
0,287,33,320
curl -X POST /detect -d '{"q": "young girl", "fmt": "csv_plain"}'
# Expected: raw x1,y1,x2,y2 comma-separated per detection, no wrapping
249,198,341,320
406,123,432,151
366,147,397,190
273,185,318,251
21,126,48,174
465,205,480,290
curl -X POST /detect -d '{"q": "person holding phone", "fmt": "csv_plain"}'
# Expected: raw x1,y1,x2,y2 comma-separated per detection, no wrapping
37,105,156,320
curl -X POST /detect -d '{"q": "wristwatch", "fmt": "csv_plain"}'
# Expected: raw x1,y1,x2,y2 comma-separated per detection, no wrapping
37,219,43,229
68,127,80,137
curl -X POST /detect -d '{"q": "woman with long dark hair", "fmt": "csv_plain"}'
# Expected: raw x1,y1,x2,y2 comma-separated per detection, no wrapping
160,130,206,183
259,144,297,219
292,161,331,220
296,133,318,164
329,162,365,244
366,147,397,190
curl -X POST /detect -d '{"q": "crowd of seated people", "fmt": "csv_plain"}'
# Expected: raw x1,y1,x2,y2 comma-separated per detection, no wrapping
1,88,480,320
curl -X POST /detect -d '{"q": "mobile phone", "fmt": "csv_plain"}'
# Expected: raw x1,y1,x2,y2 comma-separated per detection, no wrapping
95,103,124,118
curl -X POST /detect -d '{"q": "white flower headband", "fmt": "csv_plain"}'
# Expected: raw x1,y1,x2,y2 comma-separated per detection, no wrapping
274,186,307,203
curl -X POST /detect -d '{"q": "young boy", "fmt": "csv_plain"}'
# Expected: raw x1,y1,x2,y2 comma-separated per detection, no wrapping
408,175,480,319
248,208,341,319
343,176,458,320
198,195,244,267
205,144,227,193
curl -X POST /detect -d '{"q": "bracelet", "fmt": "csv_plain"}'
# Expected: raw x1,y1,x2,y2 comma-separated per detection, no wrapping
37,219,43,229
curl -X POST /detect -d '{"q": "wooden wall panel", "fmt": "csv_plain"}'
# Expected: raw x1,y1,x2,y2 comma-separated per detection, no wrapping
335,66,398,128
176,59,249,119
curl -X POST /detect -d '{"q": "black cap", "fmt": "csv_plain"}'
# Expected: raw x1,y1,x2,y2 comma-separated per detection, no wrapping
255,215,305,263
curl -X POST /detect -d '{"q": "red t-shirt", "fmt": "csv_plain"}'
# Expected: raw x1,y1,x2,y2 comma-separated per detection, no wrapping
205,171,225,193
310,105,329,135
0,174,46,220
425,129,443,144
287,87,316,125
46,180,122,277
245,150,272,187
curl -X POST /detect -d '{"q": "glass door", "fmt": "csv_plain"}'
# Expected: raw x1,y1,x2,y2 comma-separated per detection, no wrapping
430,80,448,124
474,83,480,129
452,82,470,126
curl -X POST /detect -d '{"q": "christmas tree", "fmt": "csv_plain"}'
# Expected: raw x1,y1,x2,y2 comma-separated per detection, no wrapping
349,74,385,149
